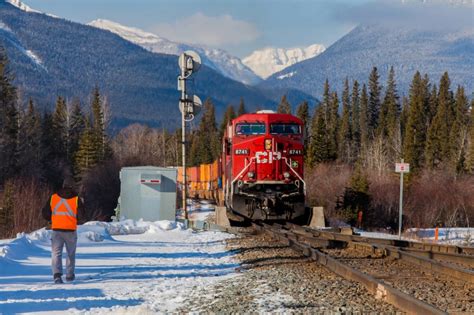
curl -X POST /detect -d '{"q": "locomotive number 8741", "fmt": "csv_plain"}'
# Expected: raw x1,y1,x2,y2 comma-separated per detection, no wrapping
221,110,309,223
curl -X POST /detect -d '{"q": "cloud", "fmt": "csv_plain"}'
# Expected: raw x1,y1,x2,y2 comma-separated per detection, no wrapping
336,0,473,31
151,13,260,47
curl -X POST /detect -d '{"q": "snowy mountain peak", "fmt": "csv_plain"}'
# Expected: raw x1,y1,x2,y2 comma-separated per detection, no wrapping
88,19,262,85
243,44,326,79
6,0,41,13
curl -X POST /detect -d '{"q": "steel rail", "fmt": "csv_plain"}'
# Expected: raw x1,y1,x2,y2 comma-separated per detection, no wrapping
254,222,446,315
283,223,474,282
286,223,474,257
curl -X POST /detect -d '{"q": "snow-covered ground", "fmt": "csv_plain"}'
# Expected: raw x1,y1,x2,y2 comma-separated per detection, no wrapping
0,205,238,314
359,228,474,246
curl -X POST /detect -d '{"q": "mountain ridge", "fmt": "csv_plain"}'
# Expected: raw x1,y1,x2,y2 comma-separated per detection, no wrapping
88,18,262,86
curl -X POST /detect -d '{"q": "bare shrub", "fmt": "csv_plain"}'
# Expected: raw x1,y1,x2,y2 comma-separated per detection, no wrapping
10,177,52,236
405,170,474,228
305,163,351,219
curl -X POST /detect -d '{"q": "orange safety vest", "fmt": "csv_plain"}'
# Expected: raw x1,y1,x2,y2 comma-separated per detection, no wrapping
50,194,78,230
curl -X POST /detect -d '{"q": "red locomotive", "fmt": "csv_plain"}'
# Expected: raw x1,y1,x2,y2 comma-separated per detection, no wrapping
221,110,308,223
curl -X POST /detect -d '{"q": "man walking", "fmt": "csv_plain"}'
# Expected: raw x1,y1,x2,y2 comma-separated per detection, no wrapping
42,177,84,284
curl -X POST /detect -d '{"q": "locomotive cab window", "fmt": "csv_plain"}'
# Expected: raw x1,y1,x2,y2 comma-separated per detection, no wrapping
270,123,301,135
236,123,266,135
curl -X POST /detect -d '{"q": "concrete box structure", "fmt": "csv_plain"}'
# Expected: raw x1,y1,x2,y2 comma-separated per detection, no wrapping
119,167,177,221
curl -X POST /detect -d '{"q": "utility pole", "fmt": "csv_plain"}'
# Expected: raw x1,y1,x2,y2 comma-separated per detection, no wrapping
177,51,202,221
395,159,410,239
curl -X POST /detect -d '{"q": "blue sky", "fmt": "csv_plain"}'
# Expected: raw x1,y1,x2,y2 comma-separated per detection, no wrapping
24,0,372,57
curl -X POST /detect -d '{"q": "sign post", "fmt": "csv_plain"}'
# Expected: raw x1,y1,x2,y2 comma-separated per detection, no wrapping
395,159,410,239
177,51,202,220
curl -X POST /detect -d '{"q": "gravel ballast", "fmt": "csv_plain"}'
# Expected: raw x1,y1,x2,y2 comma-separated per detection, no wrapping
178,231,401,313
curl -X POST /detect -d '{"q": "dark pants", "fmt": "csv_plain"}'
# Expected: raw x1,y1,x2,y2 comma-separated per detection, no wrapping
51,230,77,278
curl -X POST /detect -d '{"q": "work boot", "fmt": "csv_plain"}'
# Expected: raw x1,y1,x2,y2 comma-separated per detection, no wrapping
66,274,75,282
54,273,63,284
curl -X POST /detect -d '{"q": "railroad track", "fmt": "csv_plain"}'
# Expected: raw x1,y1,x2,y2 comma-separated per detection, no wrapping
253,222,474,314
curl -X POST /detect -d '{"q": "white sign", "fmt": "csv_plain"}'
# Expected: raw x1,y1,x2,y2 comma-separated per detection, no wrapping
395,163,410,173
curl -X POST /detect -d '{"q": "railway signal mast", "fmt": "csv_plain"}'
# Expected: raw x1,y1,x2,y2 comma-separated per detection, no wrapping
395,159,410,239
178,51,202,220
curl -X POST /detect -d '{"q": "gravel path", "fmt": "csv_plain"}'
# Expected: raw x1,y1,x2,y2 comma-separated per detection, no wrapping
323,247,474,313
178,232,401,313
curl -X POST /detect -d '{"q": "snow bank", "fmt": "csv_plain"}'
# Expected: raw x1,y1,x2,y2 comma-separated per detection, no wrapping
85,219,185,236
407,227,474,246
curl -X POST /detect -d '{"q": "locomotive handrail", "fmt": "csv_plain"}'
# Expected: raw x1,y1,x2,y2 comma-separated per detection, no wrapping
283,157,306,195
230,157,256,196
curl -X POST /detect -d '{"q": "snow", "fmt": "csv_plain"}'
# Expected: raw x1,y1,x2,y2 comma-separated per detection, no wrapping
0,215,238,313
6,0,59,18
358,227,474,246
242,44,325,79
277,71,297,80
87,19,262,85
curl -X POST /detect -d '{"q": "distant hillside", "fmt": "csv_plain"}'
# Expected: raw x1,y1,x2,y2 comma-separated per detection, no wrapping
0,2,279,130
261,24,474,97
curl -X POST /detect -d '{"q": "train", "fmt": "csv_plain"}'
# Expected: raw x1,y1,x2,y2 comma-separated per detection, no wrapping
178,110,310,224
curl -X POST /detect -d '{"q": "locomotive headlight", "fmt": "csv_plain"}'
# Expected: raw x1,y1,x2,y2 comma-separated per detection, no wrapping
283,172,290,179
248,171,255,179
265,139,272,150
291,160,299,168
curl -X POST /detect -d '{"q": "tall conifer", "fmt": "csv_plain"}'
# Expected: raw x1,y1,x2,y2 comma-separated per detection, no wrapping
351,80,361,157
403,72,428,172
277,94,292,114
425,72,455,168
296,101,310,153
0,48,18,182
327,92,340,160
237,97,246,116
339,79,352,162
52,96,69,161
307,106,329,166
359,84,369,151
368,67,381,138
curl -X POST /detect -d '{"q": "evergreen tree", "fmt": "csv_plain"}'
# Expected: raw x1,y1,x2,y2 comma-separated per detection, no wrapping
90,87,107,162
378,67,399,139
449,85,469,173
277,94,292,114
359,84,369,151
425,72,455,168
0,48,18,183
192,98,219,164
219,104,236,138
307,106,329,166
351,80,361,157
69,99,85,163
379,67,400,159
322,79,331,122
327,92,340,160
400,96,410,142
339,78,352,162
51,96,69,161
75,118,99,176
296,101,310,152
17,99,42,177
237,97,246,116
468,99,474,174
368,67,381,138
403,71,428,172
428,84,438,125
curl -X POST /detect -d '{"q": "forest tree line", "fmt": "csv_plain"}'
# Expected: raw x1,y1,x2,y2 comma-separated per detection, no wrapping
0,43,473,237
